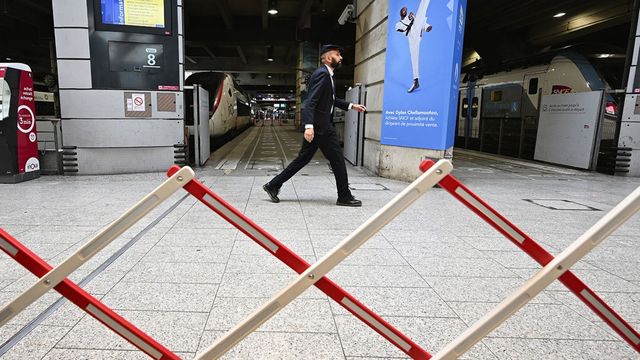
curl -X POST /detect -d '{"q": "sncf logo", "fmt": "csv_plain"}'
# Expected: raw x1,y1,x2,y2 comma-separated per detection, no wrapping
552,85,572,94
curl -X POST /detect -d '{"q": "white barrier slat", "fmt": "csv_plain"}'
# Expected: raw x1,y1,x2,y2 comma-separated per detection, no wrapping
194,159,453,360
432,185,640,360
0,167,195,327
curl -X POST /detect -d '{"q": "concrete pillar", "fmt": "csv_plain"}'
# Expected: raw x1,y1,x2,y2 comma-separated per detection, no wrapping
354,0,460,182
52,0,185,175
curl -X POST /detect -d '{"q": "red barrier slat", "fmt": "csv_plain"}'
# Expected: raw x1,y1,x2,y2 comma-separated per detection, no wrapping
420,159,640,353
167,165,432,360
0,228,180,360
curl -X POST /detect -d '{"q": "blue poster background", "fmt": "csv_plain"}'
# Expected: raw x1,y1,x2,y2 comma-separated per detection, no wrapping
381,0,467,150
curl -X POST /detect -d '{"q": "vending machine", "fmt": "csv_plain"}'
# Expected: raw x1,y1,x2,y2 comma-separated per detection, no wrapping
0,63,40,183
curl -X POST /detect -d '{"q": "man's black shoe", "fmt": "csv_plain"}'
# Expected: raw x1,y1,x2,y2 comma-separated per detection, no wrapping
263,183,280,203
336,196,362,207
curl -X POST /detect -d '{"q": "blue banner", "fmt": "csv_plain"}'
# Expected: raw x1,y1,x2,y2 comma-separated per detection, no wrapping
381,0,467,150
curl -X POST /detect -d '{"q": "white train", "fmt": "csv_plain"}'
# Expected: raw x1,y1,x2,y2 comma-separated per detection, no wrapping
185,72,252,142
457,52,618,158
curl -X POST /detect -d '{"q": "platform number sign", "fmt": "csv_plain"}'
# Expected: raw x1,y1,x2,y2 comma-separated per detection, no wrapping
144,47,160,69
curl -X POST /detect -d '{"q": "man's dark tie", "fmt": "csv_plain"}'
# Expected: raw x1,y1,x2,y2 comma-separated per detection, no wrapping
332,74,336,94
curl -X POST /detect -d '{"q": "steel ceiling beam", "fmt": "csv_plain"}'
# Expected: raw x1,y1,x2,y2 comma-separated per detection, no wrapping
529,3,631,46
236,46,248,64
214,0,234,30
261,0,269,30
297,0,314,29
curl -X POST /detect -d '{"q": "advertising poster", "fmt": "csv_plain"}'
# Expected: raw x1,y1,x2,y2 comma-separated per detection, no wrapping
0,65,39,175
381,0,467,150
16,70,39,173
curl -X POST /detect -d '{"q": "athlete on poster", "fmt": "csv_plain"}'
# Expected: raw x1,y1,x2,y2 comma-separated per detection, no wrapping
381,0,466,150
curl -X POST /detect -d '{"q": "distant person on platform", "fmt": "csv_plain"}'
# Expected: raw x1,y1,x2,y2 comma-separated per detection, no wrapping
396,0,433,93
262,44,367,207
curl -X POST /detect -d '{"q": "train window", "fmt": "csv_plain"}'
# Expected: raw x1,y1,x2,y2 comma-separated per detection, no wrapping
471,97,479,117
490,91,502,102
461,98,469,117
528,78,539,95
237,100,250,116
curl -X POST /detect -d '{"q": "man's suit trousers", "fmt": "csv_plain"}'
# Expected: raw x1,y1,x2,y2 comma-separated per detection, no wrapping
269,127,351,199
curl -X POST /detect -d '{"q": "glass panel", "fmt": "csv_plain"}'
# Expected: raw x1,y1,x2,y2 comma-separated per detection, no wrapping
0,80,11,121
471,97,479,118
461,98,469,117
528,78,538,95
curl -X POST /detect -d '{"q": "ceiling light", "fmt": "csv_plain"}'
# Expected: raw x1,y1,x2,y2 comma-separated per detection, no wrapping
598,53,613,58
268,0,278,15
266,46,274,62
267,74,273,79
553,12,565,18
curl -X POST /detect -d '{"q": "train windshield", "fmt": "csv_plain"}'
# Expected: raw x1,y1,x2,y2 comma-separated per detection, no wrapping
566,53,619,118
185,72,225,113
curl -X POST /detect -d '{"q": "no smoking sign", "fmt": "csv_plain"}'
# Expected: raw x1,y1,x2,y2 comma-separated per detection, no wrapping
132,94,145,111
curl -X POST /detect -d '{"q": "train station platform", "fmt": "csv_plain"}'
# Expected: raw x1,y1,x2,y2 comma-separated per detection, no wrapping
0,124,638,359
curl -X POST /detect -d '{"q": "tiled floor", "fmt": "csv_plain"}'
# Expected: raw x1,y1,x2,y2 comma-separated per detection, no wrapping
0,125,638,359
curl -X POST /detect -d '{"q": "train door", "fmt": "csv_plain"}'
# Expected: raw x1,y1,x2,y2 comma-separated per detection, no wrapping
521,73,542,159
455,85,481,150
469,88,481,150
455,89,468,147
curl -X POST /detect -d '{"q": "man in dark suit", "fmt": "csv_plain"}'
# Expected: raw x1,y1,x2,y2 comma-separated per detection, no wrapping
263,44,367,206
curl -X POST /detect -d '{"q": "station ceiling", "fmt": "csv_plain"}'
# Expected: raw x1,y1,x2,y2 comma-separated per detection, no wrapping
0,0,634,99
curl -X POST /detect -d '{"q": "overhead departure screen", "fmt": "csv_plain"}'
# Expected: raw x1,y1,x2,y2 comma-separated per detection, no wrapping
101,0,165,28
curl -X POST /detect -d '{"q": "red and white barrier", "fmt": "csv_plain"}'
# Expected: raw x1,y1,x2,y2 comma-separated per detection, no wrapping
432,185,640,359
419,159,640,354
167,162,454,360
183,160,453,359
0,229,179,359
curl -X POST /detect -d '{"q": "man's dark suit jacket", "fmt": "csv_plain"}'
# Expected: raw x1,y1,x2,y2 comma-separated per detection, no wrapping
302,65,350,135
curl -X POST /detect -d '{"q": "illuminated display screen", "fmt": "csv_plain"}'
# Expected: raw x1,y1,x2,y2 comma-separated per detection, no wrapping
101,0,165,28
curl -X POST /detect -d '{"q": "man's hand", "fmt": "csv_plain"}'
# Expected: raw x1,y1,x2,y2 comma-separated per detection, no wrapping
304,128,314,143
352,104,367,113
408,12,414,20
